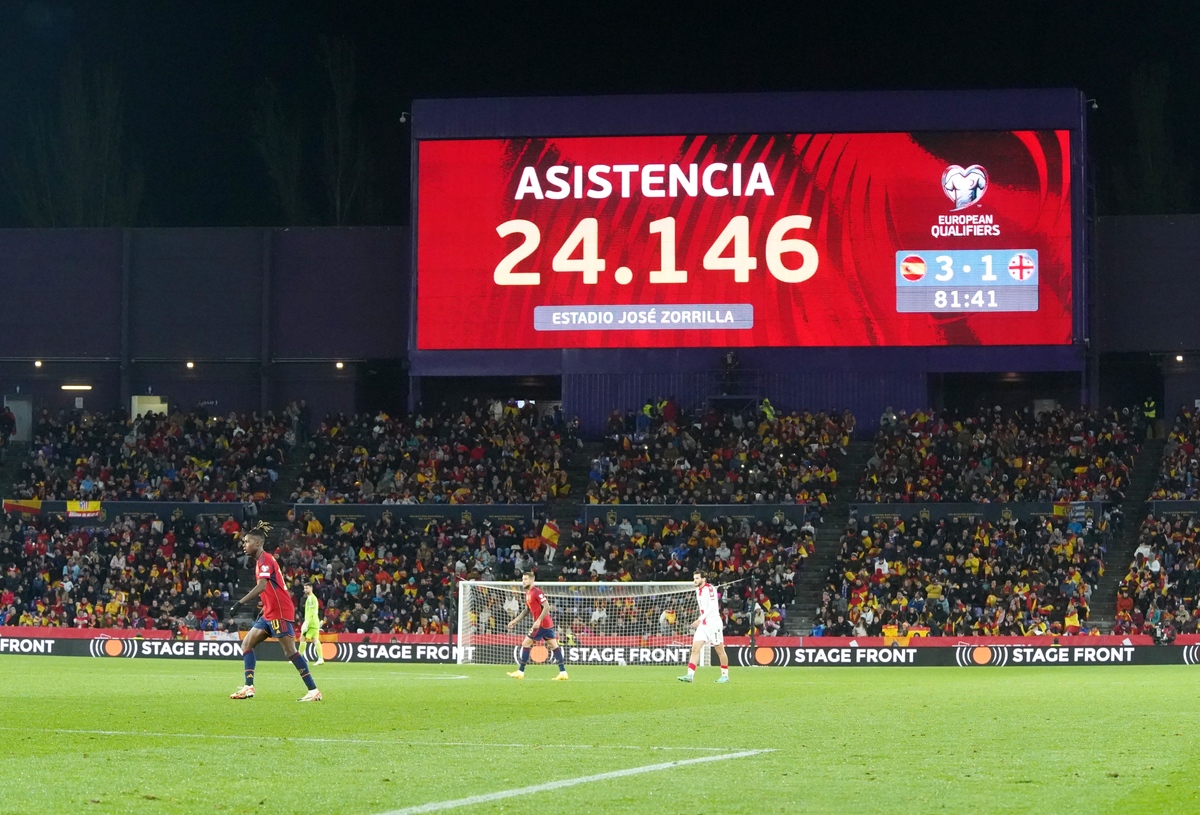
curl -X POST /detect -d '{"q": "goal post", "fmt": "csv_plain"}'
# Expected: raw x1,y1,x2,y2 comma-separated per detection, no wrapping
456,580,709,667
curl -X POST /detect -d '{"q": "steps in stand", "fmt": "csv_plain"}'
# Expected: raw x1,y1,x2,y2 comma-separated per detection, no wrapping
1091,437,1166,629
257,441,308,525
556,441,605,519
0,442,30,497
784,438,876,635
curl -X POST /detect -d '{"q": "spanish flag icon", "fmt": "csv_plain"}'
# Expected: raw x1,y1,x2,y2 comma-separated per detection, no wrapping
900,255,927,281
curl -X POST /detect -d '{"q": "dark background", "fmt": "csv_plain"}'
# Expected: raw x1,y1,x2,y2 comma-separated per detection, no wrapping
0,2,1196,227
0,2,1197,430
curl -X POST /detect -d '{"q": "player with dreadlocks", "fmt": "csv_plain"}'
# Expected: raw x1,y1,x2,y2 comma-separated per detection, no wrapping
228,522,322,701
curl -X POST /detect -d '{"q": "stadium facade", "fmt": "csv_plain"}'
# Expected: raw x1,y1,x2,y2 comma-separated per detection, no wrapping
0,90,1190,435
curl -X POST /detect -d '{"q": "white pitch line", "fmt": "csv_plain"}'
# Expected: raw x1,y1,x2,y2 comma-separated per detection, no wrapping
0,726,740,752
376,749,772,815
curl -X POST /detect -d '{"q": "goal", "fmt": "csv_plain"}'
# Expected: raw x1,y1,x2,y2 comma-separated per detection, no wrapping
456,580,710,667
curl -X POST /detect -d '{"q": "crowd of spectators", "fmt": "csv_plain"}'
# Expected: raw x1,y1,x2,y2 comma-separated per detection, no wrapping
857,406,1138,503
1148,407,1200,500
0,510,240,631
812,510,1116,637
1114,514,1200,641
548,511,805,635
8,393,1181,643
586,398,854,506
12,408,289,504
284,505,804,638
290,400,578,505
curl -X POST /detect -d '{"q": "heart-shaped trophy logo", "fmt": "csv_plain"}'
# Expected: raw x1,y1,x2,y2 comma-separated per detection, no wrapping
941,164,988,211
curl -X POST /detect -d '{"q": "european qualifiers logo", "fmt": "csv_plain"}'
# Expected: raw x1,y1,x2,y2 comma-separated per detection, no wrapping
942,164,989,210
89,636,137,658
932,164,999,238
1182,645,1200,666
955,645,1009,667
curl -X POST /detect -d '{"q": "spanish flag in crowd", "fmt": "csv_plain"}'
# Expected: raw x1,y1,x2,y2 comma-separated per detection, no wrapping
1052,503,1070,517
541,521,560,549
2,498,41,515
66,501,102,518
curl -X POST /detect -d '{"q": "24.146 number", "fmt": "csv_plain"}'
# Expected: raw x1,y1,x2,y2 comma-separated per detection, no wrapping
493,215,819,286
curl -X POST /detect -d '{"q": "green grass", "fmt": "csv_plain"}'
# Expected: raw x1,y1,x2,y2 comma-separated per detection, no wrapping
0,657,1197,815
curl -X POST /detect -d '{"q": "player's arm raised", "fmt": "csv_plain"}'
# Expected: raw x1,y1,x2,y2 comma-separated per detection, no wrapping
228,578,269,617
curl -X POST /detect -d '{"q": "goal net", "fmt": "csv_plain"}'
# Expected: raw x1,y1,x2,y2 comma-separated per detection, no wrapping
456,581,710,667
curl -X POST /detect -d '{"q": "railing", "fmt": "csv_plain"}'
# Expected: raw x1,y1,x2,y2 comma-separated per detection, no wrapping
1,499,245,522
292,503,541,526
850,501,1113,524
580,503,813,525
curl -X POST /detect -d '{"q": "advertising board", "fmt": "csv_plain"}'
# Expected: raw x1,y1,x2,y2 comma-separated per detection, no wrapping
417,131,1072,349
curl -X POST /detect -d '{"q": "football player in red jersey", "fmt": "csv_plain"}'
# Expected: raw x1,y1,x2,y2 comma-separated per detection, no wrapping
228,523,322,701
506,570,568,680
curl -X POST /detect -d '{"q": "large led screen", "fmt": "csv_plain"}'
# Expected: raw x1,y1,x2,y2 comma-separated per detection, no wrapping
416,131,1073,349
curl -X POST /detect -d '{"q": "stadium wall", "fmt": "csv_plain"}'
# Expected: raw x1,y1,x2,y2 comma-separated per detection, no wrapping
0,229,123,360
1096,215,1200,414
21,203,1200,421
1096,215,1200,354
559,348,1095,436
0,227,407,419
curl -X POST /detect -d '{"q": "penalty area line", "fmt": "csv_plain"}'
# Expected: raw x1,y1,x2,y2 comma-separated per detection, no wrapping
376,749,773,815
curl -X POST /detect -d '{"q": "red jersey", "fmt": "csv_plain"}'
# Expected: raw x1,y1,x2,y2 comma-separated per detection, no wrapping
256,552,295,622
525,586,554,629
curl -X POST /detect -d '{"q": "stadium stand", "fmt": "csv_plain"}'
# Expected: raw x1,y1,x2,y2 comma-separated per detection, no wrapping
0,399,1162,638
812,512,1115,637
290,401,577,505
857,406,1139,503
285,506,802,636
0,511,239,631
1113,513,1200,641
585,400,854,506
1148,407,1200,499
12,409,288,504
552,512,803,631
284,511,517,634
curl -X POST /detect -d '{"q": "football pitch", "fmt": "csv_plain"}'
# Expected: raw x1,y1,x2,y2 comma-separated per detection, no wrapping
0,657,1196,815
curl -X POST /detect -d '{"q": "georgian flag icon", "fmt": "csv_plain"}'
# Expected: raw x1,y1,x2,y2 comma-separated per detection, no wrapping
1007,253,1036,282
900,255,926,282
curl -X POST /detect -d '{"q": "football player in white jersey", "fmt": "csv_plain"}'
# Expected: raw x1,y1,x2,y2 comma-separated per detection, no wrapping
678,570,730,683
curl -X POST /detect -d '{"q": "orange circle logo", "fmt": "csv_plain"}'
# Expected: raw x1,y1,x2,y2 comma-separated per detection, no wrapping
530,645,549,664
104,639,124,657
754,647,774,666
320,642,337,661
972,646,992,665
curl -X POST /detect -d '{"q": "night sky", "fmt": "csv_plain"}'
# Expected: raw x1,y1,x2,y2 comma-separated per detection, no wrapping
0,1,1195,227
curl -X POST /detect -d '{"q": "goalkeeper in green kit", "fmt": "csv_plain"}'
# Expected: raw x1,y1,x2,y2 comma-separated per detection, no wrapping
298,582,325,665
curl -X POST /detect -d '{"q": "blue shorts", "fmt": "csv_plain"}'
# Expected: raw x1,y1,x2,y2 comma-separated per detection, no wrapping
528,626,557,642
253,617,295,640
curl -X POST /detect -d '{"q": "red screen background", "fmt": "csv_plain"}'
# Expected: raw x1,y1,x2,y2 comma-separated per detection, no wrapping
416,131,1073,349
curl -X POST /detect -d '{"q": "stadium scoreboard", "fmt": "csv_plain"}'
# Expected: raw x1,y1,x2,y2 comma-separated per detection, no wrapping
416,128,1074,349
